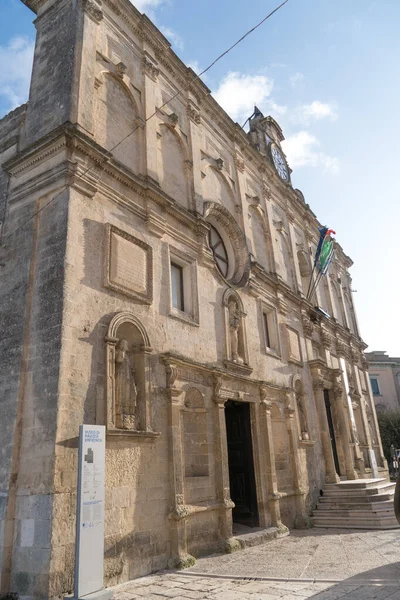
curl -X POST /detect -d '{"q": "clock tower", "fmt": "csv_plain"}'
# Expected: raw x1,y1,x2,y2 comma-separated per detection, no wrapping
248,107,291,184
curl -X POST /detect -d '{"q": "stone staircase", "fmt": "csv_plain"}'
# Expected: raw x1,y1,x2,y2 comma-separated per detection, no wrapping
313,478,399,529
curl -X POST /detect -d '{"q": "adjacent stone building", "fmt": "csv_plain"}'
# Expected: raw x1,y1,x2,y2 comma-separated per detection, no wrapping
365,351,400,412
0,0,388,598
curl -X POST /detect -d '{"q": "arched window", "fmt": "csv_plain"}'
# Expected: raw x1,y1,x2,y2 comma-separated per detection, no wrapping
208,224,228,277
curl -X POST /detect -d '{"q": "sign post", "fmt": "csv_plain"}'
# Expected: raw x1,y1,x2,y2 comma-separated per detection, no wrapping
69,425,112,600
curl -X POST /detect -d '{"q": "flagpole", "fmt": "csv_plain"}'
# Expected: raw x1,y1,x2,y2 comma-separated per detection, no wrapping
308,269,323,304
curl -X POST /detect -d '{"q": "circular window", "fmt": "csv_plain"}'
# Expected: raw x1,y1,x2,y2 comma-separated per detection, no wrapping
203,202,250,288
208,224,228,277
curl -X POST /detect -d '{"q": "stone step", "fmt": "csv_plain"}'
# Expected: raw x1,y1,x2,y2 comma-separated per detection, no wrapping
319,492,394,504
231,525,289,549
324,478,387,490
313,478,398,530
313,515,399,529
316,500,395,512
315,508,395,518
322,483,395,497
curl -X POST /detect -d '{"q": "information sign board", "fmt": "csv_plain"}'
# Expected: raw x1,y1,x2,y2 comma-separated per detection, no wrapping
74,425,110,599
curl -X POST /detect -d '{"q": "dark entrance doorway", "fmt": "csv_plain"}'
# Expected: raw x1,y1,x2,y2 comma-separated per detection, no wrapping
323,389,341,476
225,401,259,527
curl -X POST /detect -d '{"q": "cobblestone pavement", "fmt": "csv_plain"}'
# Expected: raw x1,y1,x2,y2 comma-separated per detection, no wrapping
112,528,400,600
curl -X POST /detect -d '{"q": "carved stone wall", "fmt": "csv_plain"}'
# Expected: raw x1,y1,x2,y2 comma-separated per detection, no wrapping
0,0,385,596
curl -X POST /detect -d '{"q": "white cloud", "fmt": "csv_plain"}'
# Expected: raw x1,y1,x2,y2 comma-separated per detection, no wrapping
293,101,338,124
133,0,165,12
268,100,287,117
213,71,274,124
289,72,304,88
282,131,339,174
0,36,34,114
159,26,184,51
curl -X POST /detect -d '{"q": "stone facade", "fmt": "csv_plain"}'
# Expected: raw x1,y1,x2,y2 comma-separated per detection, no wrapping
365,351,400,412
0,0,387,598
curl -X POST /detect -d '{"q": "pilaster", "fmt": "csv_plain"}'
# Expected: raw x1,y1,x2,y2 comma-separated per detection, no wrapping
260,396,284,528
311,373,340,484
284,395,310,528
164,362,195,568
142,53,160,182
213,376,237,551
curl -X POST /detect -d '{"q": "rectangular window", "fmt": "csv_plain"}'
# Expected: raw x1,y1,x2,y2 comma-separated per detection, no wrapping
370,376,380,396
168,245,199,325
171,262,184,311
262,307,279,355
263,312,272,349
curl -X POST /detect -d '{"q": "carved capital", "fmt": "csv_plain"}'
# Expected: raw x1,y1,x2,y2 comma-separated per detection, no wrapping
142,55,159,81
165,363,178,389
187,102,201,125
235,155,245,173
361,355,369,371
83,0,103,23
312,372,325,390
301,310,314,338
168,112,179,127
336,338,350,359
213,374,225,404
320,327,332,349
262,182,272,200
116,61,127,78
350,345,360,363
333,373,344,399
261,399,273,413
260,385,268,403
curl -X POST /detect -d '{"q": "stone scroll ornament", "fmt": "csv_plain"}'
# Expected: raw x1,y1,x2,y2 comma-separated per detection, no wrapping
115,338,137,429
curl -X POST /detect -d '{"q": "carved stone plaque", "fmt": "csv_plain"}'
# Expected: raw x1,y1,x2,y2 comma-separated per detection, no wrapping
105,225,153,303
286,326,302,365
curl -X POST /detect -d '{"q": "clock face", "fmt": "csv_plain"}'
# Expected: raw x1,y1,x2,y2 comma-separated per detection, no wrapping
271,145,289,181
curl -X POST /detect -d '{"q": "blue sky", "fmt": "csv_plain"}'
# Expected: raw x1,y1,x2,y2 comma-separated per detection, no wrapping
1,0,399,355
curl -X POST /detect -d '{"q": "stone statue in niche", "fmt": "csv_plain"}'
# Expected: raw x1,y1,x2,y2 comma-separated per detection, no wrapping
296,393,309,441
229,300,244,364
115,338,137,430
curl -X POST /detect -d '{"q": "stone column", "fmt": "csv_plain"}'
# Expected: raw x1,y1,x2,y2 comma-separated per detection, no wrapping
213,377,238,553
312,378,340,483
165,363,195,568
284,398,310,528
260,398,286,530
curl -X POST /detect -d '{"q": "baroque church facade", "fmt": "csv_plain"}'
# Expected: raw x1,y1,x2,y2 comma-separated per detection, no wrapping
0,0,388,597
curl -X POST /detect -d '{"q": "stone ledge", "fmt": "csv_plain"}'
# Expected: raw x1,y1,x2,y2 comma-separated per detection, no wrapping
232,524,290,550
106,430,160,442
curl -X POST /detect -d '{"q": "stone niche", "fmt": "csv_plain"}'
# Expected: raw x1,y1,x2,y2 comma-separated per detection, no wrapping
105,311,156,437
105,224,153,303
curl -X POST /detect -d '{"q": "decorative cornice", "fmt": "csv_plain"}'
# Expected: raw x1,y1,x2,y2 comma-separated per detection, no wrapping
142,54,159,81
83,0,103,23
